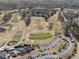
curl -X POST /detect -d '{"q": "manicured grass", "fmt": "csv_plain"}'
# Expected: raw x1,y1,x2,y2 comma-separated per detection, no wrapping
13,31,22,41
29,32,52,40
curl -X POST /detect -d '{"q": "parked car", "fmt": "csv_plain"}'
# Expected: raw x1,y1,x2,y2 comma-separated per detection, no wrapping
10,52,17,58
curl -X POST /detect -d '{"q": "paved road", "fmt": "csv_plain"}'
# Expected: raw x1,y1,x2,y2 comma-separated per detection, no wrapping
30,37,76,59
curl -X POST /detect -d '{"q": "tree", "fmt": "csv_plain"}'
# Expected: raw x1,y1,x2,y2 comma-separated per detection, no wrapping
2,13,12,24
48,22,53,30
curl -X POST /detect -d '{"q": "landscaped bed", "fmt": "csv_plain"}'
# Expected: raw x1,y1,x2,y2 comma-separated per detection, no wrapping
29,32,53,40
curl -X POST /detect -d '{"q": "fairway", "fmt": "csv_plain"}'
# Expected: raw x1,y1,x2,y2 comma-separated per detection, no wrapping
29,32,53,40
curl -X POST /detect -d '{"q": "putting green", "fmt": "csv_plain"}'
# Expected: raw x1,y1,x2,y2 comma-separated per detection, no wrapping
29,32,52,40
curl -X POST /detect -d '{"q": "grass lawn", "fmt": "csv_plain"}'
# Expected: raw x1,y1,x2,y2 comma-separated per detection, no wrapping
29,32,52,40
36,24,44,30
11,16,19,23
13,31,22,41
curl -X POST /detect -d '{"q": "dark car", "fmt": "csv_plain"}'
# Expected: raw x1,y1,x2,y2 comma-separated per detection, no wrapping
14,45,24,49
10,52,16,58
